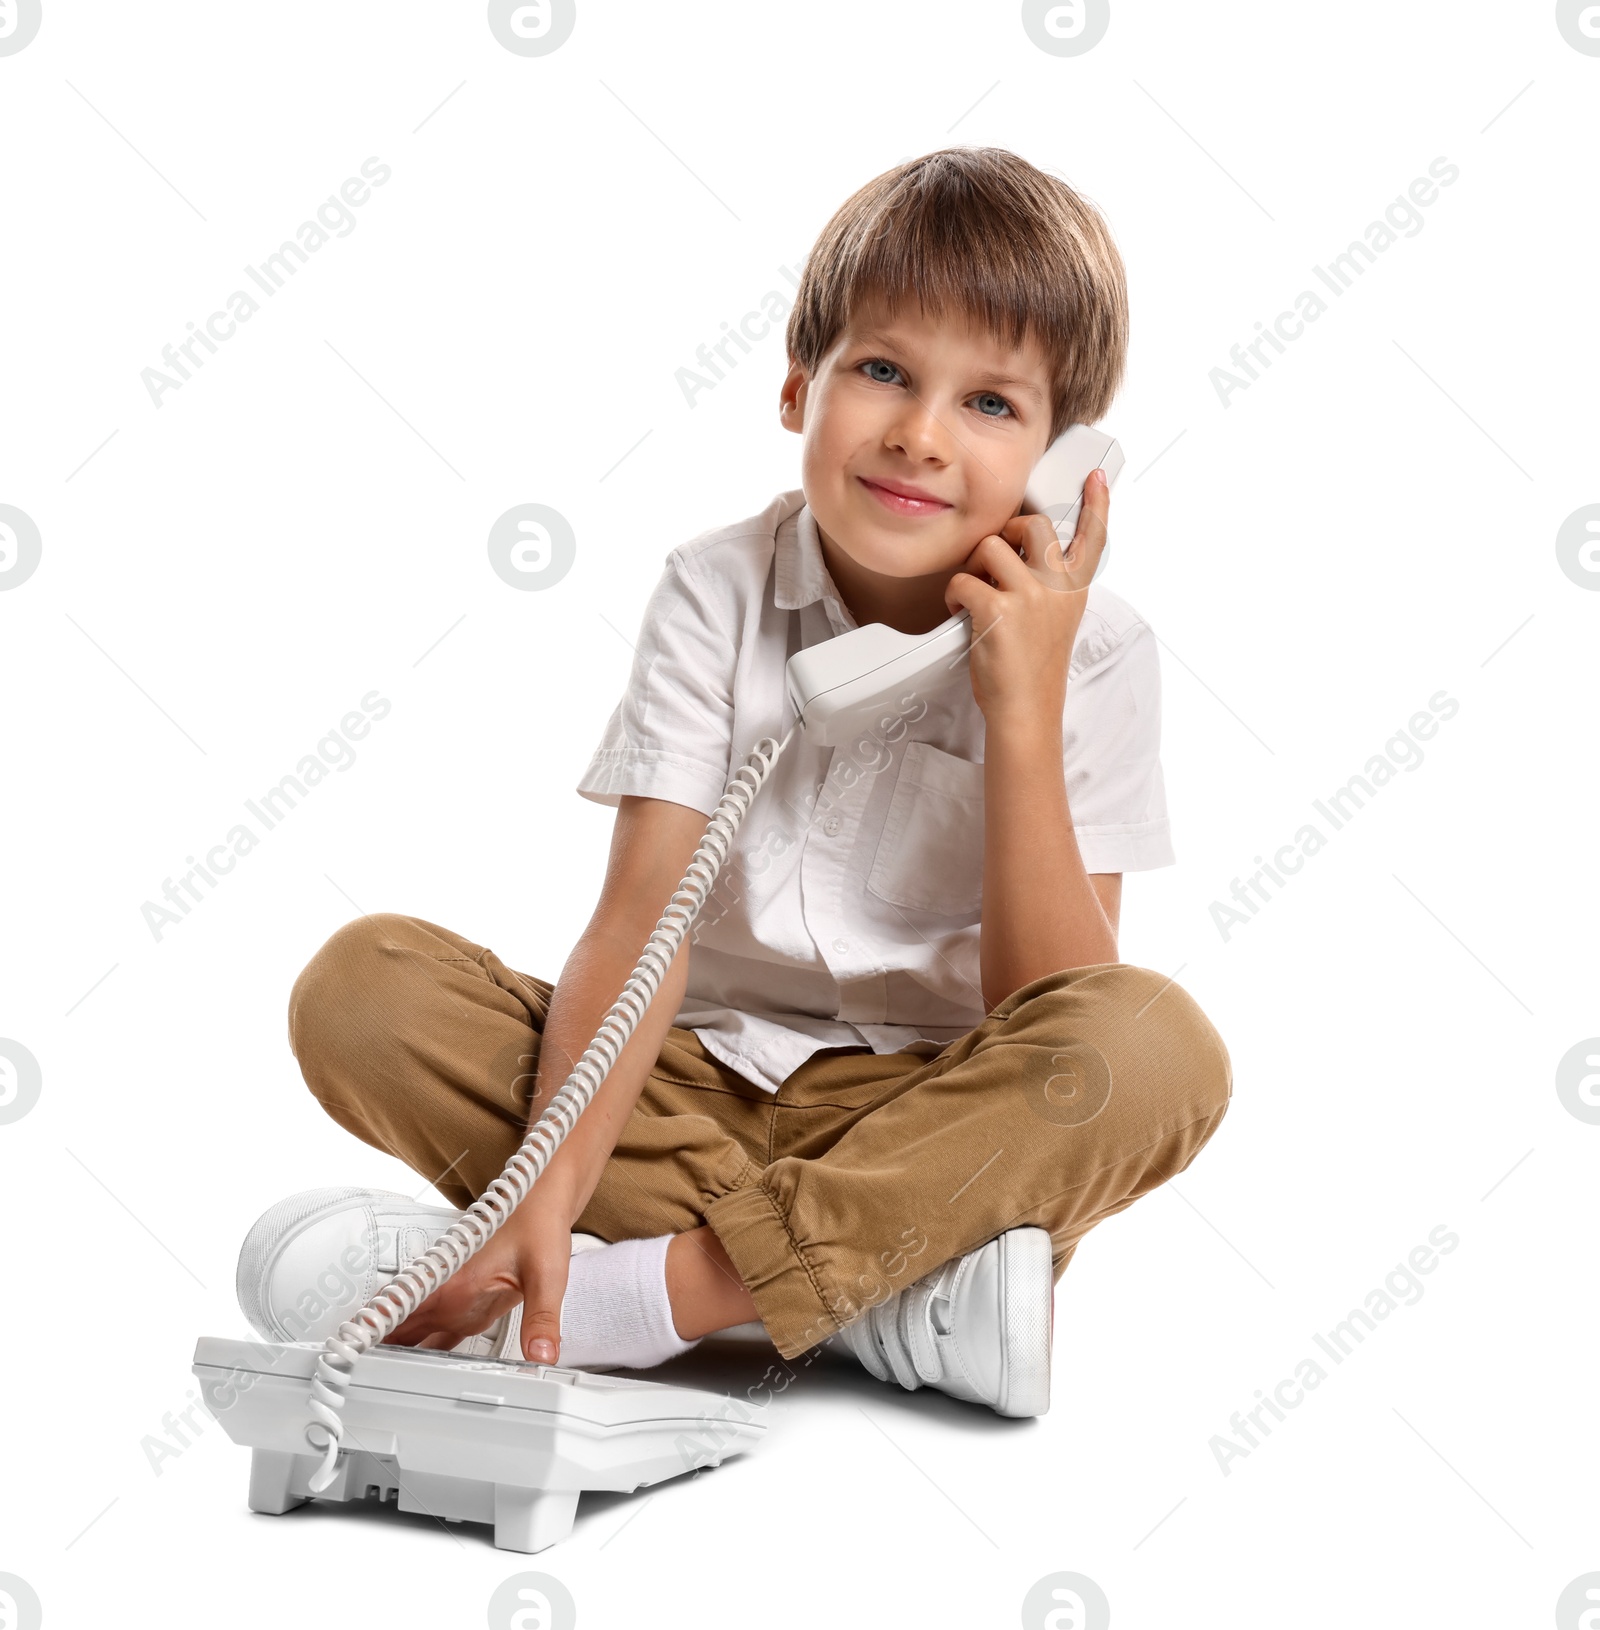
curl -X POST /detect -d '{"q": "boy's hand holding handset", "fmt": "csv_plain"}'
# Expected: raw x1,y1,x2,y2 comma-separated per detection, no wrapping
944,460,1111,730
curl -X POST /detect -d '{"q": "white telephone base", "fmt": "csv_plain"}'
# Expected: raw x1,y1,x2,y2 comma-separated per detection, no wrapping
193,1335,766,1553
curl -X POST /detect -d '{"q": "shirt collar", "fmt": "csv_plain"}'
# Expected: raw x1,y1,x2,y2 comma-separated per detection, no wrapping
776,498,858,633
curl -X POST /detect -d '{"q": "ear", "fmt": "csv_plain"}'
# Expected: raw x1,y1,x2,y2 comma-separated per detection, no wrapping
778,358,809,435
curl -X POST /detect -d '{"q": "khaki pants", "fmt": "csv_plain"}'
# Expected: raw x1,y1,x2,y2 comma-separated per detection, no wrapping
287,913,1233,1360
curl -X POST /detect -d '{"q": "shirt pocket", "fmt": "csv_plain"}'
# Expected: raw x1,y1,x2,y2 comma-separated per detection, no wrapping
864,740,986,916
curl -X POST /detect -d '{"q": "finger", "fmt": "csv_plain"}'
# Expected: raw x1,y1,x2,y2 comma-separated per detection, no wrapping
996,512,1061,574
943,570,1005,635
519,1252,573,1365
387,1289,447,1346
1061,468,1110,586
389,1300,457,1347
964,531,1039,592
390,1282,504,1348
392,1293,513,1349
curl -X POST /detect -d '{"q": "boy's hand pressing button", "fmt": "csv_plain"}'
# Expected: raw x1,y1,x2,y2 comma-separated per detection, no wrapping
389,1184,577,1366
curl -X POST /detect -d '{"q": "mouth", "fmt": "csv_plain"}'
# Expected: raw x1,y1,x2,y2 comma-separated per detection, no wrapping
857,476,952,518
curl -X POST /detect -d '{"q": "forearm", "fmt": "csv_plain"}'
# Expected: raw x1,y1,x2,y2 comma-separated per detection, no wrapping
518,921,691,1222
980,714,1118,1008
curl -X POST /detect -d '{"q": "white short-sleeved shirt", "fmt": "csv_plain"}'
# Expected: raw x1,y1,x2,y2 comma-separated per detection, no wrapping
577,487,1173,1095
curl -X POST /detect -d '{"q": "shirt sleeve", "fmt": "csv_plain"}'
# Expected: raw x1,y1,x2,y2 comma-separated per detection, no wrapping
1063,618,1176,872
575,552,736,817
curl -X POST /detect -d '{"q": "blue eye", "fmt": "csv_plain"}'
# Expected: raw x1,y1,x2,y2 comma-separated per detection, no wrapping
857,358,1016,420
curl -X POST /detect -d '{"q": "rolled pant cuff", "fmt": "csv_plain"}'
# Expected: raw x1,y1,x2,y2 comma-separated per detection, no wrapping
704,1181,836,1360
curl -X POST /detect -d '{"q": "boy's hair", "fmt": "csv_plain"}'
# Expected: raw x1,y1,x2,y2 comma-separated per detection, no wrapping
785,146,1128,440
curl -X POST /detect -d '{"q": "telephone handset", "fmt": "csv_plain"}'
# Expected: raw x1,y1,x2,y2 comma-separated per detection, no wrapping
785,424,1125,746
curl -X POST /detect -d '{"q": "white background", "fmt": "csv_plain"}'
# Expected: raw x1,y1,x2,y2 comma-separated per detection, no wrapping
2,2,1597,1627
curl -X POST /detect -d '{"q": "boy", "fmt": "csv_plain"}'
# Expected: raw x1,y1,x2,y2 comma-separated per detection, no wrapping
239,147,1232,1417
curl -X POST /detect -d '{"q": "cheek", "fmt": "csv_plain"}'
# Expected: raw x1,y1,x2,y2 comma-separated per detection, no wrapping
798,435,833,488
802,417,858,483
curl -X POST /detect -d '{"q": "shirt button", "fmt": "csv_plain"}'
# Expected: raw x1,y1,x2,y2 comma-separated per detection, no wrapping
832,937,849,954
823,816,841,837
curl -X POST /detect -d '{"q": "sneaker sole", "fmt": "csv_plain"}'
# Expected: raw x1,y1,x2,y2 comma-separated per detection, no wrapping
994,1226,1054,1418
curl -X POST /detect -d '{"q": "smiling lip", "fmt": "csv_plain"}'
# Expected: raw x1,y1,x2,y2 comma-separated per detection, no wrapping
858,476,951,516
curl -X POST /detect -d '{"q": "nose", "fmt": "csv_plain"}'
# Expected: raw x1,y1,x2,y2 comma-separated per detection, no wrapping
884,393,954,465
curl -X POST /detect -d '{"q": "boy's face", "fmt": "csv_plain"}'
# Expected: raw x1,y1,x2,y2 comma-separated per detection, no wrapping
779,296,1056,613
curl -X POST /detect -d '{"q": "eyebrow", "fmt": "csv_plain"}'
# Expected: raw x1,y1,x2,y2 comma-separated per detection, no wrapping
849,328,1047,407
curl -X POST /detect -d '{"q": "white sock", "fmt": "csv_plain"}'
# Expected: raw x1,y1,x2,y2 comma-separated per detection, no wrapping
557,1233,701,1370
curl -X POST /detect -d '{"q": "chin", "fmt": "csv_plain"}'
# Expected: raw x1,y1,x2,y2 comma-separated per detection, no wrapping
854,535,950,579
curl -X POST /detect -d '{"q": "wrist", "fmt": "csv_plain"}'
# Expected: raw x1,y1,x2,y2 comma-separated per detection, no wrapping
509,1166,585,1231
982,703,1063,750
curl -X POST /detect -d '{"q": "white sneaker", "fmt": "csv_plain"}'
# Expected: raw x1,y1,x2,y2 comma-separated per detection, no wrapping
835,1227,1055,1417
234,1185,607,1362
